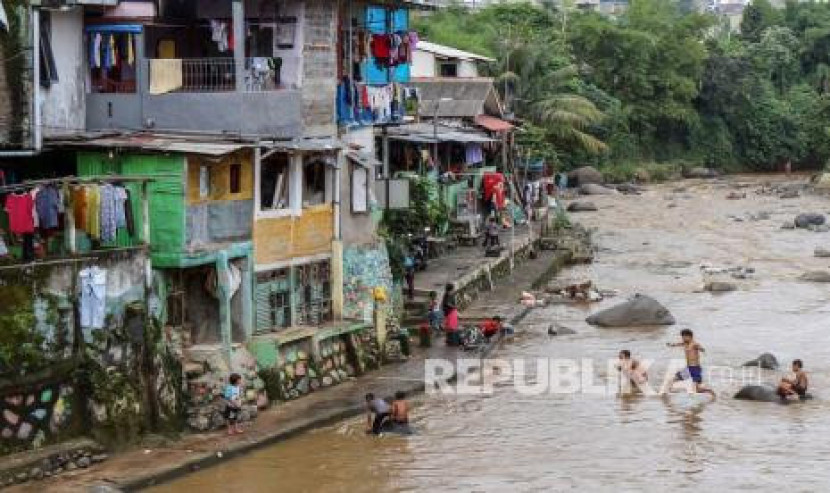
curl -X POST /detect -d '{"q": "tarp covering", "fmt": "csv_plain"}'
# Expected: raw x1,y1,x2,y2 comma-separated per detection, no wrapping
84,24,143,33
475,115,514,133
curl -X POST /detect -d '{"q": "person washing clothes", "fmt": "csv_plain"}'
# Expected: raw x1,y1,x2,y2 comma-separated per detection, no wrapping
442,284,460,346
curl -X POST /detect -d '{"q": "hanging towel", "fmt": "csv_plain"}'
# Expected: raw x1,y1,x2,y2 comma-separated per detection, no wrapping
149,58,183,94
79,266,107,329
87,185,101,240
126,33,135,65
99,184,118,243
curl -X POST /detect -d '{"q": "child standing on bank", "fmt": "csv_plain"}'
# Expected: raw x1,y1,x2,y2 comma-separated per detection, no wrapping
223,373,244,435
427,290,442,332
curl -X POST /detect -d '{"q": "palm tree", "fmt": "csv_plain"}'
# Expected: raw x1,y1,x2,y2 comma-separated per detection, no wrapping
495,37,607,155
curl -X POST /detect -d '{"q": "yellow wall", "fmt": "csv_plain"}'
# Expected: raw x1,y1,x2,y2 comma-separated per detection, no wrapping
186,151,254,204
254,205,334,265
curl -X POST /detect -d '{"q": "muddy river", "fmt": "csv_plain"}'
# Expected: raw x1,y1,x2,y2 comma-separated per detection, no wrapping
152,175,830,492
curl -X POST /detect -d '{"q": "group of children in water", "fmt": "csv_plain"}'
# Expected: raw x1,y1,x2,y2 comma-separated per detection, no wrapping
219,329,810,438
617,328,808,400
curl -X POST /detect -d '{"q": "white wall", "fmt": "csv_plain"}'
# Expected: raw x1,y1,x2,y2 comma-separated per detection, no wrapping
411,50,436,78
41,8,86,137
458,60,479,78
274,0,305,89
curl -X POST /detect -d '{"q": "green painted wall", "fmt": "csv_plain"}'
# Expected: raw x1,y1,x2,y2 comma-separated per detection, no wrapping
77,152,187,261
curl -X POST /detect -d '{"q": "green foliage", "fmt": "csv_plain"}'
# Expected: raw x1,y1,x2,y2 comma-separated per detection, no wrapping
0,286,45,375
380,177,449,279
417,0,830,172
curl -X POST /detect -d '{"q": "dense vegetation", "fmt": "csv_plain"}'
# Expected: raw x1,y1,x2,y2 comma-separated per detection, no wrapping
414,0,830,173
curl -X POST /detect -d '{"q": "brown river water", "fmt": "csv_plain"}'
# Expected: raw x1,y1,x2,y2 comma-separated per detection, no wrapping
152,175,830,492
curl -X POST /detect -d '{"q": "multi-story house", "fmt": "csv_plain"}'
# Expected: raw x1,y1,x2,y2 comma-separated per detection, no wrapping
0,0,417,447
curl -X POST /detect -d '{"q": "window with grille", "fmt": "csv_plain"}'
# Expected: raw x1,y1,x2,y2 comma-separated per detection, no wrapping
294,260,332,326
255,268,291,333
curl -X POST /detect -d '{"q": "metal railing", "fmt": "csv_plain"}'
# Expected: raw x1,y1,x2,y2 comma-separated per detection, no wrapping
147,57,283,93
147,57,235,93
180,58,236,92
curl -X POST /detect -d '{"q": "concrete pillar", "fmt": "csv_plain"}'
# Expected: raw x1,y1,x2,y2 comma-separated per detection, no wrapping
241,251,254,339
331,240,344,320
374,302,387,361
232,0,245,93
216,251,233,364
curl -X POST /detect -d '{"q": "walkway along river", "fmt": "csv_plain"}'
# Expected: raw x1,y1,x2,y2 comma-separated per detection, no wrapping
151,175,830,492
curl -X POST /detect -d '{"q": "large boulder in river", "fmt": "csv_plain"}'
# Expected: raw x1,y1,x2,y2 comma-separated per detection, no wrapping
568,166,604,186
586,294,675,327
704,281,737,292
800,270,830,283
734,384,780,402
580,183,616,195
794,213,825,229
742,352,778,370
567,201,598,212
815,247,830,258
683,167,719,179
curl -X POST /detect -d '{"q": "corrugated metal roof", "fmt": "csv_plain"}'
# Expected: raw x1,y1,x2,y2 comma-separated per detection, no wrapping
49,134,342,155
415,41,495,63
261,138,342,152
346,150,381,169
49,135,247,156
410,79,503,118
387,124,497,144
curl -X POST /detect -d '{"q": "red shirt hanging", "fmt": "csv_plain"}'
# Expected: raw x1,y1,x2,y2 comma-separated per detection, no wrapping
5,193,35,234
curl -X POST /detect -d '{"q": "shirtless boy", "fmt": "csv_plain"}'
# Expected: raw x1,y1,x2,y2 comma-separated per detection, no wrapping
666,329,715,396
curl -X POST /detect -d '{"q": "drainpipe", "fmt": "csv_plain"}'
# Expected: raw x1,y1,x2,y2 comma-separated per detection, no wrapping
216,251,233,365
331,152,344,321
232,0,245,94
333,152,342,241
31,6,42,153
0,5,42,157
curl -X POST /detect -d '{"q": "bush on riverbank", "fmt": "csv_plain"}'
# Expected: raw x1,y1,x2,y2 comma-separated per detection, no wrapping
598,162,683,184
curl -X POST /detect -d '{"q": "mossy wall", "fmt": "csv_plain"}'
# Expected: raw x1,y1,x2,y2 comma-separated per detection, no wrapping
0,250,185,455
0,0,33,148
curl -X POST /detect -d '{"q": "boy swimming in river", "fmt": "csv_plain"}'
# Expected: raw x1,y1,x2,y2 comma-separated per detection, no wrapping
616,349,648,394
777,359,808,400
666,329,716,396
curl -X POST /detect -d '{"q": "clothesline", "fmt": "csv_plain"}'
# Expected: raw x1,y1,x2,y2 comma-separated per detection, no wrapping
0,245,147,272
0,175,159,194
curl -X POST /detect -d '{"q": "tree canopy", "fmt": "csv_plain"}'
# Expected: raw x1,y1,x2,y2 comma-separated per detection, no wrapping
414,0,830,171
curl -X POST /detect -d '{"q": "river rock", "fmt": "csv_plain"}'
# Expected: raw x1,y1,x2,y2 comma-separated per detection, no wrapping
795,213,825,229
800,270,830,283
547,324,577,336
734,384,780,402
704,281,737,292
742,352,778,370
567,201,598,212
683,167,719,179
568,166,604,186
780,190,800,199
580,183,616,195
815,247,830,258
616,183,642,194
76,456,91,469
585,294,675,327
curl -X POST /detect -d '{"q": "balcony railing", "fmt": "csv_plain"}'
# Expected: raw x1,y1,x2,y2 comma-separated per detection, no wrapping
147,57,283,94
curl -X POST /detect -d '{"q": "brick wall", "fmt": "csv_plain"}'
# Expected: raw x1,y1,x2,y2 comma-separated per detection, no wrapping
301,0,337,137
